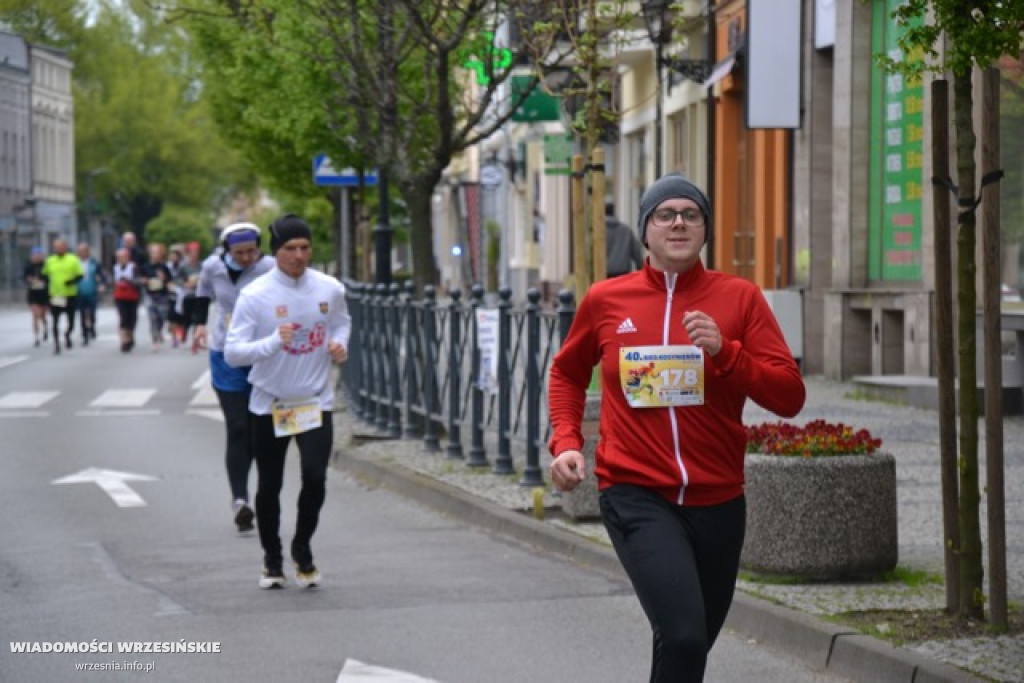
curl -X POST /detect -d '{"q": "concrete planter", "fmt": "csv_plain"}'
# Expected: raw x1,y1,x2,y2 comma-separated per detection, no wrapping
561,394,602,521
741,453,898,580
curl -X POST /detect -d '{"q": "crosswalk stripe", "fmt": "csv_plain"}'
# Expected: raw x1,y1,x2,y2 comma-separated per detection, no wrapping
75,409,162,417
0,355,29,370
89,389,157,408
189,385,218,406
0,391,59,409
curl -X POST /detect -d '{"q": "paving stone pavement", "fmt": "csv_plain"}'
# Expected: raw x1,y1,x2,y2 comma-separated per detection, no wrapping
333,375,1024,683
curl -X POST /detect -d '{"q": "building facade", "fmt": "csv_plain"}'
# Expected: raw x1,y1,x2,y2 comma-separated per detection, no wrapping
0,32,76,303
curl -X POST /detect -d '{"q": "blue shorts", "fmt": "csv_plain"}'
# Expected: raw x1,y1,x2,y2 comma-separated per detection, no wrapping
209,350,252,393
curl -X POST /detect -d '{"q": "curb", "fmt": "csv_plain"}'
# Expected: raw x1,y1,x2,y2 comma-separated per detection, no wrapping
332,446,981,683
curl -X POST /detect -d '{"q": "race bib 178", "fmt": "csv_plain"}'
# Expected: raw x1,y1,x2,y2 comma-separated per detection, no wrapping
619,345,704,408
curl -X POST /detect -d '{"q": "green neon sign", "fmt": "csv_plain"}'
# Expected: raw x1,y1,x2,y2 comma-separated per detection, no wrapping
462,32,512,85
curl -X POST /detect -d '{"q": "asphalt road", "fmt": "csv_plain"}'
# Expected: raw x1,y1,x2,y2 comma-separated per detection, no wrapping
0,304,851,682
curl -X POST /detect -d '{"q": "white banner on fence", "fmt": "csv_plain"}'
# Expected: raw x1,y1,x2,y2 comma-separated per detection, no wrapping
475,308,500,394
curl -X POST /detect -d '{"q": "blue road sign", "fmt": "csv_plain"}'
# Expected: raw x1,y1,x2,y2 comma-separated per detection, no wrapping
313,155,379,187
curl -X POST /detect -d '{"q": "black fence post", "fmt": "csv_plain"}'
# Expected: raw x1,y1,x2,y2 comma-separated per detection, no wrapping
445,289,464,460
345,282,363,420
374,282,389,432
520,288,544,487
493,287,515,475
402,280,420,438
558,289,576,342
386,282,402,438
466,284,488,468
422,285,441,452
361,281,377,423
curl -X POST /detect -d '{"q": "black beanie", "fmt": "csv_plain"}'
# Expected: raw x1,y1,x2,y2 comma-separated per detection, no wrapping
637,173,712,246
269,214,312,253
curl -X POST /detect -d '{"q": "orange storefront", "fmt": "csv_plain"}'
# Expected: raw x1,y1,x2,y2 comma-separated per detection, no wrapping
709,1,792,290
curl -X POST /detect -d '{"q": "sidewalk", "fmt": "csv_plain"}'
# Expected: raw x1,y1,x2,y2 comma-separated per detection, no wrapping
332,375,1023,683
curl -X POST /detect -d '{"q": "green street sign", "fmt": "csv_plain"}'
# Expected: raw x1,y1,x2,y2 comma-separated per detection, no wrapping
543,134,574,176
511,75,562,123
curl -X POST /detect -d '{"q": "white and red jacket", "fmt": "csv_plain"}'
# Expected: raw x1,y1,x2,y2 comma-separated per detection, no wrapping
224,267,351,415
548,260,805,506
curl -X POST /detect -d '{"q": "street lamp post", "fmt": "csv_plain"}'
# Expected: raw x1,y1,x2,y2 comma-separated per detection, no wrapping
643,0,671,179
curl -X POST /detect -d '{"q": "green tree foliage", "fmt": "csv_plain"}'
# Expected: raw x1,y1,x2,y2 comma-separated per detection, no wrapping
145,205,216,255
178,0,562,288
882,0,1024,625
0,0,253,241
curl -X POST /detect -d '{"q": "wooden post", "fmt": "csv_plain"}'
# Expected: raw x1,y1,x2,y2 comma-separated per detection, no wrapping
590,147,607,282
981,66,1007,630
930,79,960,613
571,155,588,296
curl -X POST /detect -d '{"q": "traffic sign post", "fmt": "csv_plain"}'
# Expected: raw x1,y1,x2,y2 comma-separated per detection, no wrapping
312,155,379,187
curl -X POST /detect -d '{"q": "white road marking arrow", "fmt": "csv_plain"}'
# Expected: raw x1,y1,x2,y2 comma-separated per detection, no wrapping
52,468,158,508
336,659,438,682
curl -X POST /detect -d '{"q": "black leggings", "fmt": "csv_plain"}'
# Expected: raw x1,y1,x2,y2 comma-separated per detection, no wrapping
251,412,333,562
215,388,253,502
51,297,77,338
599,485,746,683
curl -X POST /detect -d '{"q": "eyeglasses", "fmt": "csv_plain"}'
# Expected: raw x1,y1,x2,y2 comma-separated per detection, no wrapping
650,207,705,228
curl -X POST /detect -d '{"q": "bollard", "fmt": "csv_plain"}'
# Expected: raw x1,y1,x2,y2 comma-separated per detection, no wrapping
422,286,441,452
466,284,489,467
520,288,544,487
493,287,515,475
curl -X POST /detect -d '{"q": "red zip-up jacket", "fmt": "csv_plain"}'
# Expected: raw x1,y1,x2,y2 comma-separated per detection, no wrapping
548,260,806,506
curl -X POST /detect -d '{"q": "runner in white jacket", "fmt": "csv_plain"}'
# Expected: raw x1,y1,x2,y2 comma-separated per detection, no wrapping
224,214,351,589
193,222,275,533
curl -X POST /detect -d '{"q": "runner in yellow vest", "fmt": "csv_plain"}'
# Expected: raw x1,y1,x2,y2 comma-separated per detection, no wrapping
42,239,84,355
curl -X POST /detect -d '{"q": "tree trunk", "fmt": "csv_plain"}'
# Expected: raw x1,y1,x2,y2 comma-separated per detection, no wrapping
930,79,960,614
403,181,439,291
981,66,1007,631
952,70,985,622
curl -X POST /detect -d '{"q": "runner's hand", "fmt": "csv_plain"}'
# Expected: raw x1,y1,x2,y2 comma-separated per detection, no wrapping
550,450,586,492
683,310,723,357
278,322,299,345
327,341,348,363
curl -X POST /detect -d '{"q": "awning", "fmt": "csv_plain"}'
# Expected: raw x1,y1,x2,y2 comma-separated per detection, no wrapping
702,55,737,89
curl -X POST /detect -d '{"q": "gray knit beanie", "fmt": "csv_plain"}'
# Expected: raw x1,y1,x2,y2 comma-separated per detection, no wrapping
637,173,712,246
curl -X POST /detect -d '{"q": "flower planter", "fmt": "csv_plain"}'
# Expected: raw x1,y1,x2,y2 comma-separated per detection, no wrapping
741,453,898,580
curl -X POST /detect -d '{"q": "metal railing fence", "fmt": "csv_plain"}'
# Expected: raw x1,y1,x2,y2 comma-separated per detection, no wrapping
342,281,576,486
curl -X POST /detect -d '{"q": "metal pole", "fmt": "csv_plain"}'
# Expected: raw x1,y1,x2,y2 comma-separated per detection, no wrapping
654,43,663,178
422,285,441,452
402,280,420,438
340,187,351,279
386,282,402,438
466,283,489,467
446,289,464,459
520,288,543,487
374,283,389,432
374,169,393,284
493,287,515,475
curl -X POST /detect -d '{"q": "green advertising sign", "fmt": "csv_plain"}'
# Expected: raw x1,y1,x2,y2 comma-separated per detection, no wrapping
868,1,924,281
511,75,562,123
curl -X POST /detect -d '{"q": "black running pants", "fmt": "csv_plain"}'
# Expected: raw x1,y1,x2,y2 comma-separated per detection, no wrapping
215,388,253,503
599,485,746,683
251,412,333,563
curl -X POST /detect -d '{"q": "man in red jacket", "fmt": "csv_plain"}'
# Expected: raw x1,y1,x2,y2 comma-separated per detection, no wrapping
548,173,805,683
